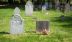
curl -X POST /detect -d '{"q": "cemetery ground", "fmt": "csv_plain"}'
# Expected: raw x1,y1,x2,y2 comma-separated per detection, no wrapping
0,8,72,42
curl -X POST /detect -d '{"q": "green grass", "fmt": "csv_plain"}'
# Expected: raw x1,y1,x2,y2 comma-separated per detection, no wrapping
0,8,72,42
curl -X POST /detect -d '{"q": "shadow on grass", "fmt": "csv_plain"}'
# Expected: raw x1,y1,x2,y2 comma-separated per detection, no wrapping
0,32,9,34
25,31,48,35
51,16,72,28
25,31,36,33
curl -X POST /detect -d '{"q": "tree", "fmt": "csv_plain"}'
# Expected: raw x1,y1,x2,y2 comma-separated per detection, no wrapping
8,0,13,4
20,0,24,4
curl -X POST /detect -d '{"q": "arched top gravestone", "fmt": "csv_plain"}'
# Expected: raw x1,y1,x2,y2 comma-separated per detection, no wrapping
14,7,20,16
26,0,33,6
25,0,33,16
10,7,24,34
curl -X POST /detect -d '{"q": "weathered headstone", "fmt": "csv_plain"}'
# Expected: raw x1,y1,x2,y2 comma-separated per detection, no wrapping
42,4,48,15
36,20,49,35
42,5,46,12
25,0,33,16
65,3,70,14
55,0,60,11
10,7,24,34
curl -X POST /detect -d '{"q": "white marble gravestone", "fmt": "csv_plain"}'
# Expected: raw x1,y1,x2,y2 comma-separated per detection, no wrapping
42,5,46,12
42,5,48,15
10,7,24,34
25,0,33,16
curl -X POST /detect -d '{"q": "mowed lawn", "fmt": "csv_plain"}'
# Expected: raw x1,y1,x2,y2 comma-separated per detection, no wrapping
0,8,72,42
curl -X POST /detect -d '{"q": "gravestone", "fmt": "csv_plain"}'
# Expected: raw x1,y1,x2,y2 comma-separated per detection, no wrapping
65,3,70,14
42,4,48,15
10,7,24,34
55,0,60,11
36,20,49,35
42,5,46,12
25,0,33,16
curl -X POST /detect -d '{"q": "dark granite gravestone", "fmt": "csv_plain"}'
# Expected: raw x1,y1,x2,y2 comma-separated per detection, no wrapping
36,20,49,35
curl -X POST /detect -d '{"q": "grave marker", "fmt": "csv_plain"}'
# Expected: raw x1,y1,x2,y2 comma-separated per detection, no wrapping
10,7,24,34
